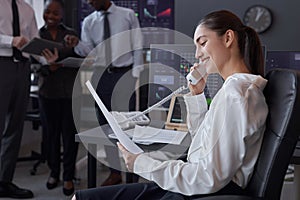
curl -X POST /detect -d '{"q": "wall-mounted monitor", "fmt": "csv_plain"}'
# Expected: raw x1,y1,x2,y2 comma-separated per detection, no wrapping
77,0,175,47
265,51,300,73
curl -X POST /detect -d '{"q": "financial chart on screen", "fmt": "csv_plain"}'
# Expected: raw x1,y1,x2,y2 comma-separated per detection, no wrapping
77,0,175,47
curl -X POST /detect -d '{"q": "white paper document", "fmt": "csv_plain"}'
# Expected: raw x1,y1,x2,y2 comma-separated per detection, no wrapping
85,80,144,154
132,125,187,145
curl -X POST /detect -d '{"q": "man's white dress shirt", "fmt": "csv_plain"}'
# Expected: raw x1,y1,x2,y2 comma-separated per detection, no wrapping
134,73,268,195
0,0,38,58
75,2,143,77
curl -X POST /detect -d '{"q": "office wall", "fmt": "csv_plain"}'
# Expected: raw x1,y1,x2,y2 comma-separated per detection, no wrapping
175,0,300,51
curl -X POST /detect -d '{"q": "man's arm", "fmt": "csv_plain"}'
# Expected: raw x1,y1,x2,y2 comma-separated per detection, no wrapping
130,11,144,78
67,18,95,57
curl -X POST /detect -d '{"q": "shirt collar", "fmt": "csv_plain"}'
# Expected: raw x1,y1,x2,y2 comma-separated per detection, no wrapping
97,1,116,16
227,73,268,90
40,23,66,32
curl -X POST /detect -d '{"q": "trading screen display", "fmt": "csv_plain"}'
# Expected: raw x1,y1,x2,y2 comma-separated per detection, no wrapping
265,51,300,73
139,0,174,28
77,0,94,35
77,0,174,46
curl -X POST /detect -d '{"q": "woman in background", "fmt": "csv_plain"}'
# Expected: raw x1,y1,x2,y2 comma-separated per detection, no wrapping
38,0,80,196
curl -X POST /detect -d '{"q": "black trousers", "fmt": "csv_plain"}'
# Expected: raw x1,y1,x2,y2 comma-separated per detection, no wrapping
92,66,136,125
75,181,246,200
0,59,30,181
91,66,137,178
39,96,79,181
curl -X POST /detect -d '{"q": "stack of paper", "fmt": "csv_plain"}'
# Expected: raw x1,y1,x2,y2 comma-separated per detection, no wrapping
85,80,144,154
132,125,187,145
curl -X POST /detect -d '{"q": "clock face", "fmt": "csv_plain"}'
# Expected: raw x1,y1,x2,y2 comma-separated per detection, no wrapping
243,5,272,33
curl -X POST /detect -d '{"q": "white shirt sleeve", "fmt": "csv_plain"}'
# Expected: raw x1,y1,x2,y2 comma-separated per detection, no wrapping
27,11,39,40
183,92,208,138
129,13,144,78
0,34,13,48
133,84,267,195
74,18,95,57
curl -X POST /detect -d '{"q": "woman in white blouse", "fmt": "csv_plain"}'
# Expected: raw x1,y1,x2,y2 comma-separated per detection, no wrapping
73,10,269,200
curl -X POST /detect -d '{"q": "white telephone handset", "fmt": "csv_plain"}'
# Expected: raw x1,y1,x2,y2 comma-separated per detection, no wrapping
186,61,207,85
114,86,188,130
111,111,150,130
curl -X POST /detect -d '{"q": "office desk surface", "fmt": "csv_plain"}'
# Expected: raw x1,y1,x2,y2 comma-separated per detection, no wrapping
75,124,191,188
76,124,191,153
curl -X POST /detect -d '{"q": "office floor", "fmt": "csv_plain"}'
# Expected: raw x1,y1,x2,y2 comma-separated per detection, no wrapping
9,121,295,200
11,154,123,200
9,121,131,200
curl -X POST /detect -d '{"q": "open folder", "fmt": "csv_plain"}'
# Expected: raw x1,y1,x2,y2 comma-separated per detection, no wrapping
85,80,144,154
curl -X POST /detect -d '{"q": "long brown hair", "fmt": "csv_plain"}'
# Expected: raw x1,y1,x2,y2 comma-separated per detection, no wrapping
199,10,264,76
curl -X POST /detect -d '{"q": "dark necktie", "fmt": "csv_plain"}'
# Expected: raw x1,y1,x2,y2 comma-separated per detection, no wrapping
11,0,24,61
103,12,112,67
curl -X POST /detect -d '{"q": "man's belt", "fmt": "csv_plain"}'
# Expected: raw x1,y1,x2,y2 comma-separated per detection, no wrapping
0,56,14,61
0,56,28,62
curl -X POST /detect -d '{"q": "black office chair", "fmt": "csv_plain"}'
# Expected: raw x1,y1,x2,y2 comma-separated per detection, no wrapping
196,68,300,200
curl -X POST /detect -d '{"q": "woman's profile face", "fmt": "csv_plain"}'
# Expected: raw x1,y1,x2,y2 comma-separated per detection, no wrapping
193,24,229,74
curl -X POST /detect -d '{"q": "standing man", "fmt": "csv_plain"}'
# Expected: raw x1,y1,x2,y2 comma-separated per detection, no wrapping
65,0,143,186
0,0,38,198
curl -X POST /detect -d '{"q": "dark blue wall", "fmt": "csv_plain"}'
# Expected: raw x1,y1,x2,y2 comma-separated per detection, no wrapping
175,0,299,51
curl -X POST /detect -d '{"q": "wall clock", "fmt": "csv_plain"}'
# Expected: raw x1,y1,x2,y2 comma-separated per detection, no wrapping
243,5,273,34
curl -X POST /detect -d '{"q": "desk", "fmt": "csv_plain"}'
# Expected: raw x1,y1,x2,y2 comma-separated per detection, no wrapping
75,124,191,188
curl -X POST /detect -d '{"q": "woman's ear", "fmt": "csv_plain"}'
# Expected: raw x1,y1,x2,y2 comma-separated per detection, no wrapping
224,29,234,48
